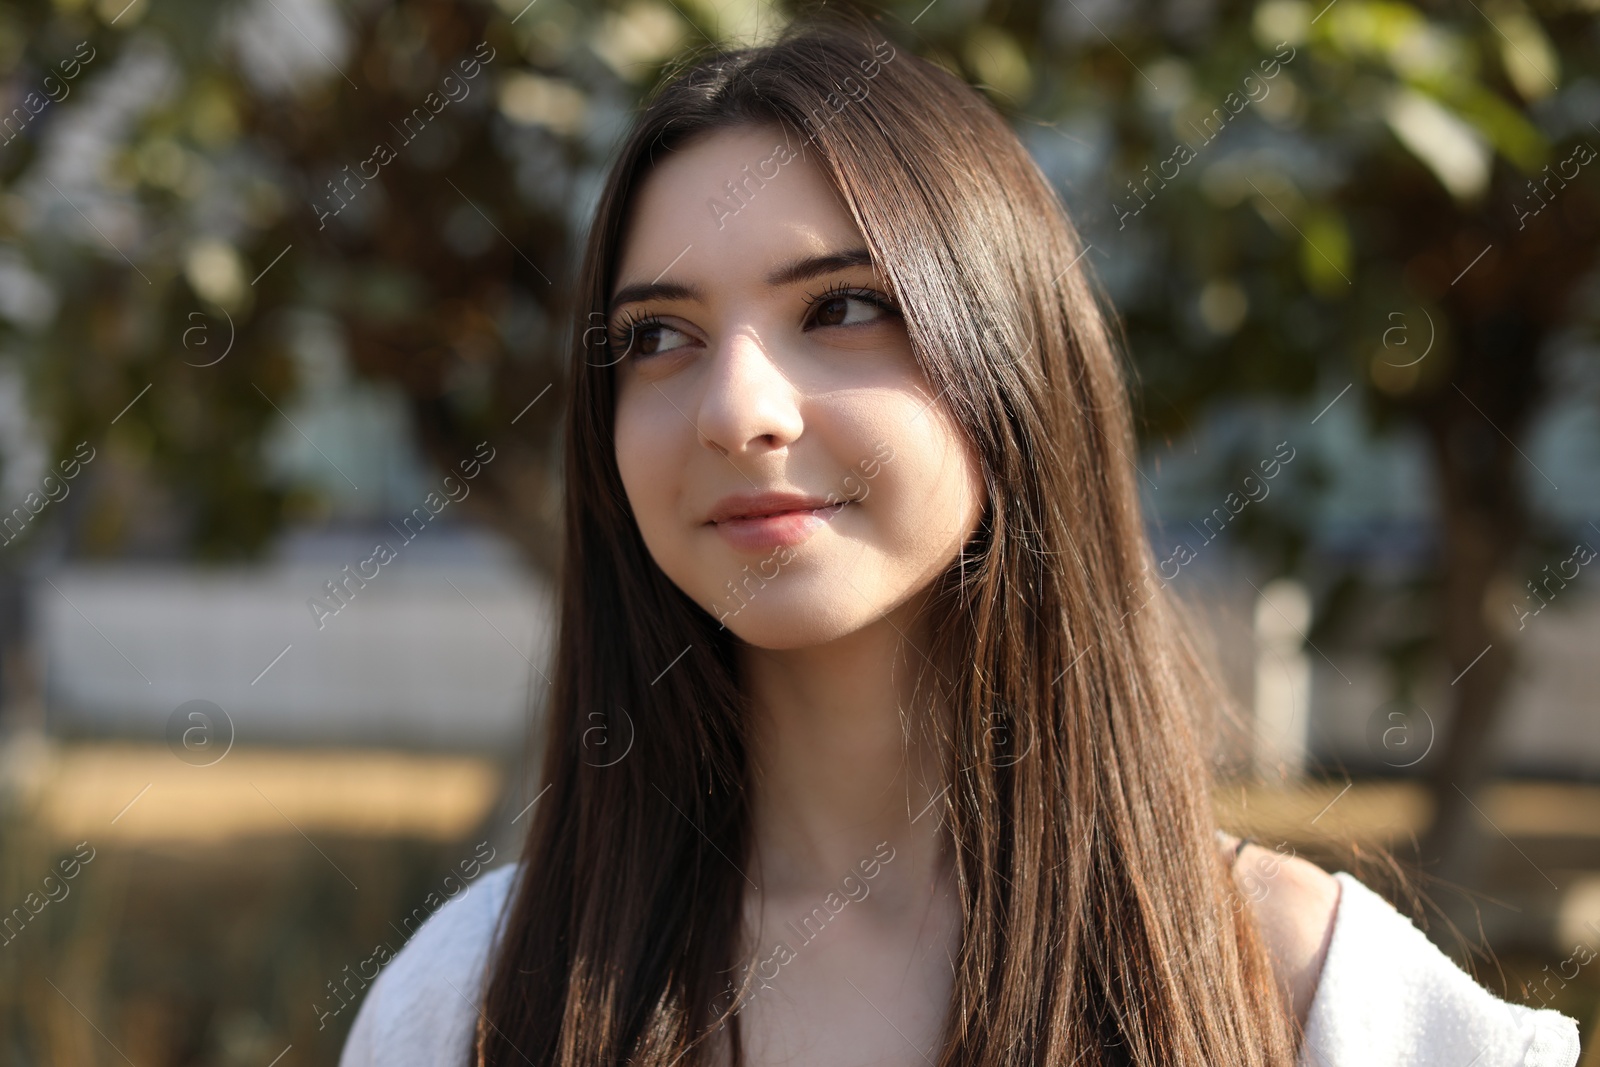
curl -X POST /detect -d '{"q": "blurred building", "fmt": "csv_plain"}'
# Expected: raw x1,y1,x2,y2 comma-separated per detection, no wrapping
37,525,554,752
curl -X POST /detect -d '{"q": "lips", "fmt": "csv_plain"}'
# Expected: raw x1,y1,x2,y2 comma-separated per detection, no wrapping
705,491,840,525
706,493,852,553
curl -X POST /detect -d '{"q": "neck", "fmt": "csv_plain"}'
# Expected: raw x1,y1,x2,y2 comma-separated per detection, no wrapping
738,594,954,914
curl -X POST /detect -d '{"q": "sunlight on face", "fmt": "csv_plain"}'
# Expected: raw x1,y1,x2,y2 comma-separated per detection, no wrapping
611,124,987,650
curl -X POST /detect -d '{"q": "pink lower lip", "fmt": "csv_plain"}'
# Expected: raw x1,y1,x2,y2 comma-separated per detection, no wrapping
710,503,850,552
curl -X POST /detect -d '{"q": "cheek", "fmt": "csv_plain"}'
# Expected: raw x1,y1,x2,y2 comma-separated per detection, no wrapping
613,389,683,537
865,403,986,564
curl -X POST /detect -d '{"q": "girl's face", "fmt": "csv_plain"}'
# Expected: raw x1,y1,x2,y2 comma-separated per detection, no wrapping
610,125,987,650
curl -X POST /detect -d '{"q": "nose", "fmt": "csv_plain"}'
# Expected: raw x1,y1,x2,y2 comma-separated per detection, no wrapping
694,328,803,457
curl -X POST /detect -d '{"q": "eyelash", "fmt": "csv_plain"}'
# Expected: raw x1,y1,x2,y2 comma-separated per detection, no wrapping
607,282,901,361
800,281,900,320
608,309,664,359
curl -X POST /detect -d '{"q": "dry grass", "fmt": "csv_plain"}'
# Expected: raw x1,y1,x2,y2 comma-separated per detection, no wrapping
2,744,1595,1064
13,738,502,845
1,739,511,1066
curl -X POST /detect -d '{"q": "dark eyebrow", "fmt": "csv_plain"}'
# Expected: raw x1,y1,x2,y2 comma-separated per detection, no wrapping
607,279,705,317
764,247,874,288
607,247,875,316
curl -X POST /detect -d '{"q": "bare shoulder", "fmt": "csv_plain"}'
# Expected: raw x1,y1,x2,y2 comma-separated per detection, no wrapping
1216,832,1343,1031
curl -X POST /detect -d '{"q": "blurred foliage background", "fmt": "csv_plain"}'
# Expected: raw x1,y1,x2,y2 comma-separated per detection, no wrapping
1,0,1598,1062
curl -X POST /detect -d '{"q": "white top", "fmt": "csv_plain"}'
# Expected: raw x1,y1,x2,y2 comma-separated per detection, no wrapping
338,861,1583,1067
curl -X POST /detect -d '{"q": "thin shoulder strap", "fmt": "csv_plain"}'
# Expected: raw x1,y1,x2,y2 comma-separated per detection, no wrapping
1232,836,1253,867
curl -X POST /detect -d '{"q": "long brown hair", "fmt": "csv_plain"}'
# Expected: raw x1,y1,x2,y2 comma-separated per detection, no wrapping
475,14,1303,1066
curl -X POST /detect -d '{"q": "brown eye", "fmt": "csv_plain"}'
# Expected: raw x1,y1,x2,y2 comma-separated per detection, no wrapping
637,323,691,357
814,296,850,326
803,287,898,330
611,315,692,361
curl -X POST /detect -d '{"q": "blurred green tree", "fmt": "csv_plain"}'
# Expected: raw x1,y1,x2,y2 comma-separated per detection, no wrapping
936,0,1600,930
1,0,1596,950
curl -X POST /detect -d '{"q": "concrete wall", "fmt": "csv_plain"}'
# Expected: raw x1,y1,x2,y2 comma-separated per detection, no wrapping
39,548,555,752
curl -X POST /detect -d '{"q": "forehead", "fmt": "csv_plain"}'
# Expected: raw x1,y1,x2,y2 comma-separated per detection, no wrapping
612,124,870,297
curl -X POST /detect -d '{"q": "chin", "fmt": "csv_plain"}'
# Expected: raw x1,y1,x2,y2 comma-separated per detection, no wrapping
710,570,940,651
709,591,874,651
